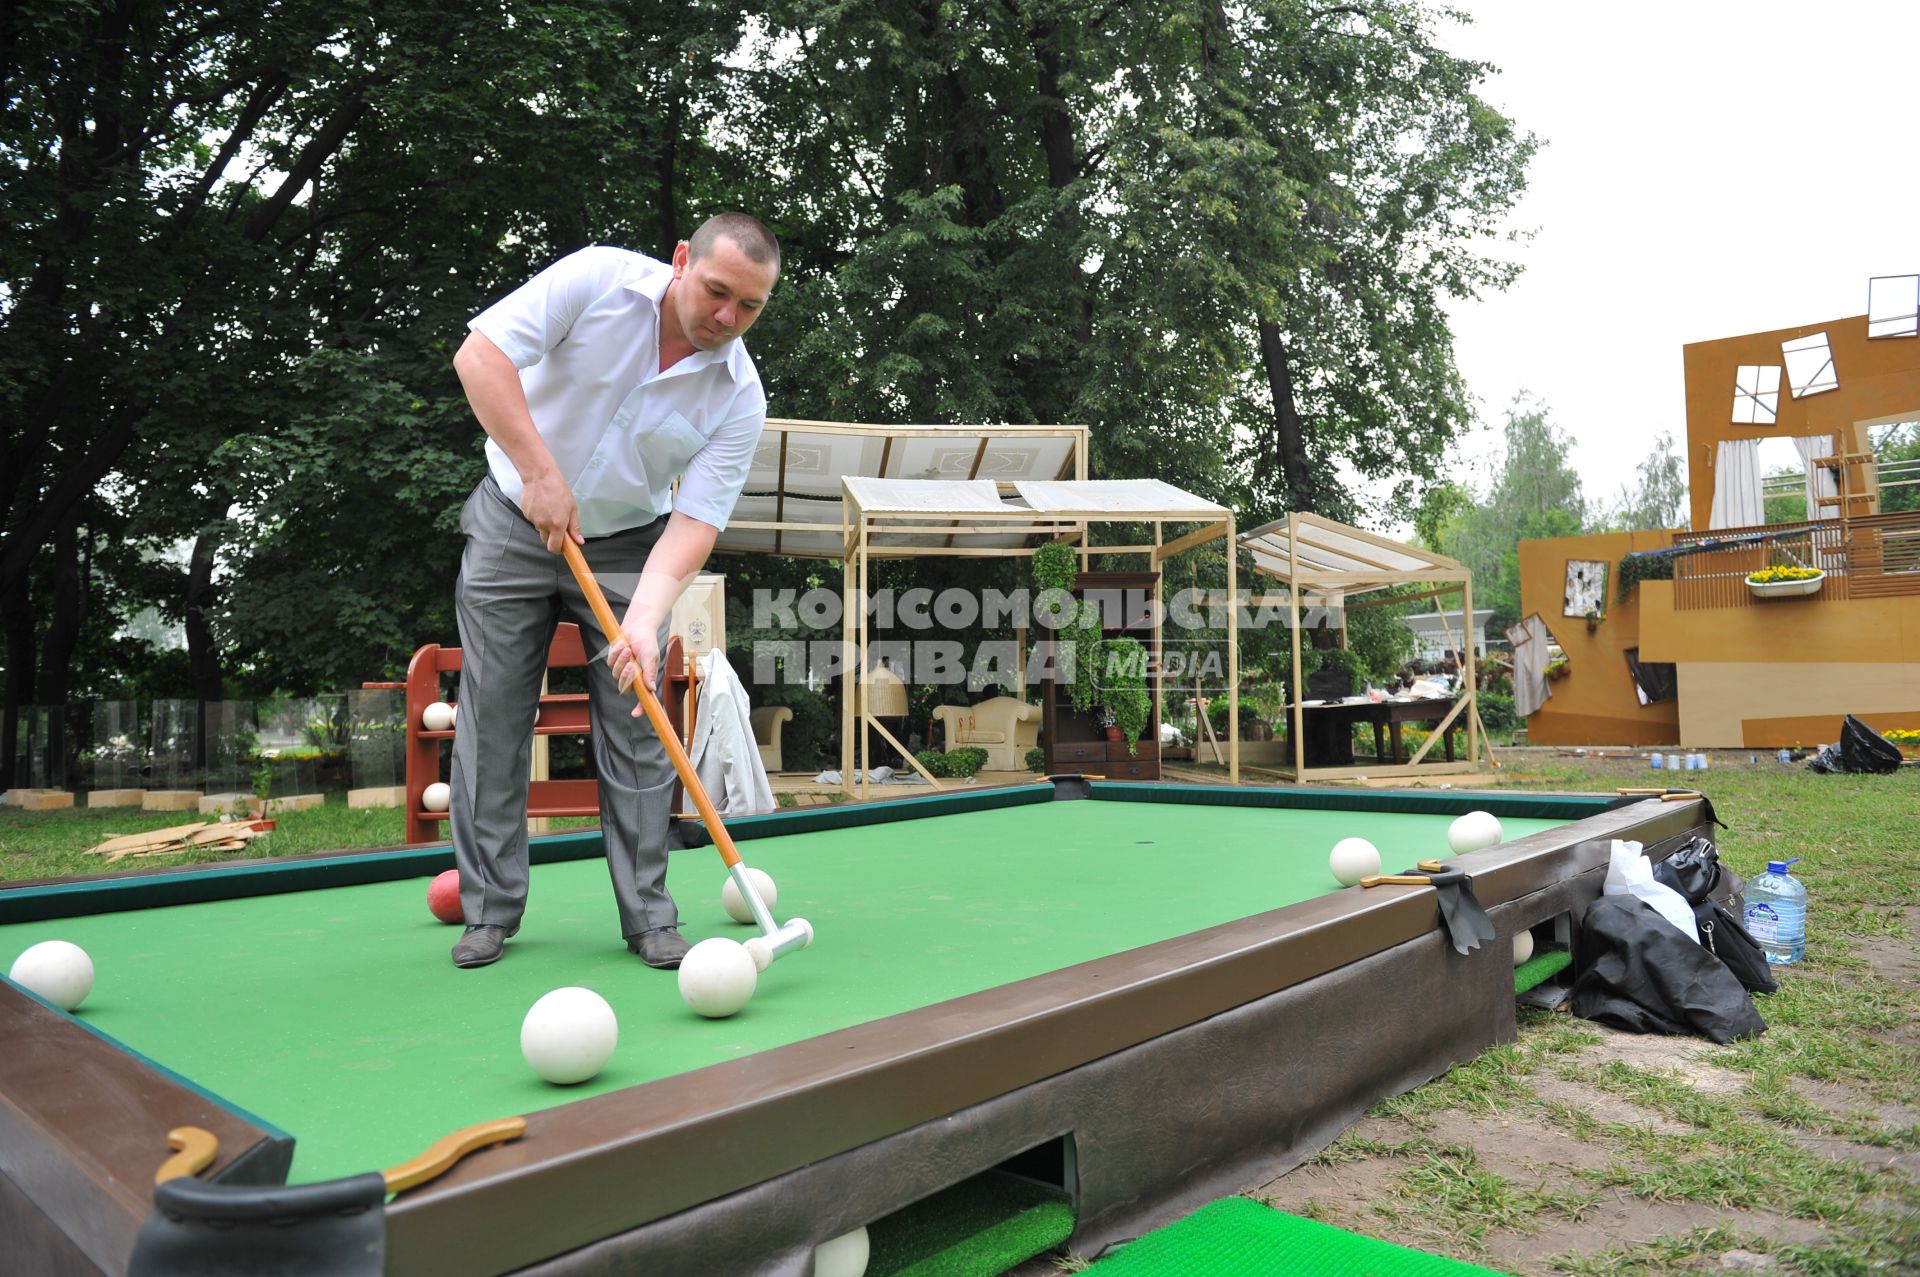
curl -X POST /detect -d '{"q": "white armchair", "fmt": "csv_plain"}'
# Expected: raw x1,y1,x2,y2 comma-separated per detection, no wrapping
930,697,1041,772
750,706,793,773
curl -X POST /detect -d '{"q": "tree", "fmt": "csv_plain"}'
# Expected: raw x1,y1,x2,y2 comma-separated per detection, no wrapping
1605,431,1689,531
1427,396,1588,632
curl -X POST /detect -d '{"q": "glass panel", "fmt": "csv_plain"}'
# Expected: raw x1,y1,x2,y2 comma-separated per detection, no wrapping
1732,365,1781,424
149,699,199,791
1867,274,1919,339
202,700,258,796
347,688,405,790
1781,332,1838,397
88,700,145,791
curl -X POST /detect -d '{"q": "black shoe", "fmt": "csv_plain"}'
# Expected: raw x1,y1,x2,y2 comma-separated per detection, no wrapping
629,927,691,969
452,925,509,969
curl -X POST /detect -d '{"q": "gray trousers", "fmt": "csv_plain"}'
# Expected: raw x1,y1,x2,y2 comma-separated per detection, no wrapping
450,476,677,940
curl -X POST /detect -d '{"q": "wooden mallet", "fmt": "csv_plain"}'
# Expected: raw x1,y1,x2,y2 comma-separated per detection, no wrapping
561,540,813,970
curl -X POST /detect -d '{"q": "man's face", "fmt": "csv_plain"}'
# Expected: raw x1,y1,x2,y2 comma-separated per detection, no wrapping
671,237,777,350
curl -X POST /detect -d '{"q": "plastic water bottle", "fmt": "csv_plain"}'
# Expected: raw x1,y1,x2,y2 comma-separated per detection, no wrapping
1745,858,1807,965
1650,752,1664,769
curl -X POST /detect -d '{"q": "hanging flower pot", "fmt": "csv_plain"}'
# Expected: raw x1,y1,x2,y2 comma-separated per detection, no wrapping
1745,566,1824,599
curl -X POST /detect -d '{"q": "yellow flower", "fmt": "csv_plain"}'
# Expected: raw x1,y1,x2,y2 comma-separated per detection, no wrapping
1746,566,1822,584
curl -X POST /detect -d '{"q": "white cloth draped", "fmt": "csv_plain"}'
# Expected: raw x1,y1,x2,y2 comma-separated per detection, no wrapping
1506,613,1554,720
1792,434,1838,518
1707,438,1764,530
689,650,776,816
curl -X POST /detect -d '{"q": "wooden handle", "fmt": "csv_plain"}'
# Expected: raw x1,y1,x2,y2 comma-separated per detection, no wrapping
1360,874,1433,888
1661,791,1703,802
156,1126,219,1185
383,1117,526,1194
1417,859,1447,873
561,541,744,869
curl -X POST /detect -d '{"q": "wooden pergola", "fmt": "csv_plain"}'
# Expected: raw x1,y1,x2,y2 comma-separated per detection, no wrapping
841,477,1238,798
1240,512,1488,783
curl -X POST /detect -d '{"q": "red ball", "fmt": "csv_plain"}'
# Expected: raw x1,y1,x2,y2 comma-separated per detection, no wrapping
427,869,464,925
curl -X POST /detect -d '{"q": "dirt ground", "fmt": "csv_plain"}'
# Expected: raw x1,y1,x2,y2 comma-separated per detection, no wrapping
999,755,1920,1275
1004,924,1917,1275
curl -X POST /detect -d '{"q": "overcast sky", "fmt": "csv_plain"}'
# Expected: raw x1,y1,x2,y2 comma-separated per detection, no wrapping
1430,0,1919,512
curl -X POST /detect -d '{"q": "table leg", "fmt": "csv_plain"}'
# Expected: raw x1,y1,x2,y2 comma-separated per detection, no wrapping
1389,722,1404,764
1373,720,1386,762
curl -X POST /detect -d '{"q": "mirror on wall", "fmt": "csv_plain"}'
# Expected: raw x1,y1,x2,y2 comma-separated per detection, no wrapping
1867,274,1919,340
1782,331,1838,398
1732,364,1782,424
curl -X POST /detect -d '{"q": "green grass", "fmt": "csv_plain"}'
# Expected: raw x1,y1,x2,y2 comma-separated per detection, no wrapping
1414,760,1920,1273
0,799,599,882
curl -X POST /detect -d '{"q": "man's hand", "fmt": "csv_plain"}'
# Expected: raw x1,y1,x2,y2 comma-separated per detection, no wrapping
607,617,662,707
519,471,582,553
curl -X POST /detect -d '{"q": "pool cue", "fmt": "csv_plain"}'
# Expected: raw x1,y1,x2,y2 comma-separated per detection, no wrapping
562,540,813,970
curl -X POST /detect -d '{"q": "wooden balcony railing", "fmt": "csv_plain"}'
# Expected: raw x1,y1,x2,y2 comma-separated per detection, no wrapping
1668,510,1920,610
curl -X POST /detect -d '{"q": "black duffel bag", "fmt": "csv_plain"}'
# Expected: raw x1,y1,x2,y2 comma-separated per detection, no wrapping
1652,836,1776,995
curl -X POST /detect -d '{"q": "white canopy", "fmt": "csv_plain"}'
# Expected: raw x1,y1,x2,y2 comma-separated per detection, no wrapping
715,420,1086,557
1240,512,1466,592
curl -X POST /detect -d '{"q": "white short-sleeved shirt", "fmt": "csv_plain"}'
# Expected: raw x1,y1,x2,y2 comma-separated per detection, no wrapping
467,246,766,537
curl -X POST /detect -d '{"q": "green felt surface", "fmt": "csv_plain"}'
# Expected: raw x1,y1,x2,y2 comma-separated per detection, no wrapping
867,1171,1074,1277
0,801,1562,1182
1513,947,1572,994
1083,1197,1513,1275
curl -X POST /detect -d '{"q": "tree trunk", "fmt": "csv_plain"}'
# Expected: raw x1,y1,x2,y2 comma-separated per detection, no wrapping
656,89,682,255
1,570,33,789
1256,317,1317,510
184,528,224,771
36,514,86,789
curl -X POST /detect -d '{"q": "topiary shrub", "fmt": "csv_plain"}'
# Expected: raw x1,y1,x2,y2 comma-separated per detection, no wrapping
914,748,955,778
1025,746,1046,772
946,747,989,776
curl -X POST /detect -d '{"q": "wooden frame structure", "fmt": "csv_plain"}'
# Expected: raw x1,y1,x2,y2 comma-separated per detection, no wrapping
1240,513,1489,783
710,419,1091,558
841,477,1238,798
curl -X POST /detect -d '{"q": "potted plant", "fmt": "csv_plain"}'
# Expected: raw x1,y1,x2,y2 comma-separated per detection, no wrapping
1308,648,1360,702
1584,608,1602,633
1544,656,1570,682
1033,541,1101,713
251,761,277,831
1745,564,1824,599
1099,636,1151,755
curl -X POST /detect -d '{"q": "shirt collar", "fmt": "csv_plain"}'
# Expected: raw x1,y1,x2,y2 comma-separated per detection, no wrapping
627,257,749,383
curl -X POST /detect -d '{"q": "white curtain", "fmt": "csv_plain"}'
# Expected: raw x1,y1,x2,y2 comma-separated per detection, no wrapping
1707,438,1764,530
1506,614,1553,720
1792,434,1838,517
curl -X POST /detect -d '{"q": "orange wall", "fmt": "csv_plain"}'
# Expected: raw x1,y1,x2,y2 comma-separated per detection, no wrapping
1684,313,1920,530
1639,583,1920,665
1517,530,1681,746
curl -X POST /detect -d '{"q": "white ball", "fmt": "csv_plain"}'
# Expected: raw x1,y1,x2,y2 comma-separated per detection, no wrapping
520,987,618,1085
1513,930,1535,967
422,701,457,732
9,940,94,1012
422,781,451,812
814,1226,870,1277
678,937,758,1018
721,868,778,924
1328,837,1381,887
1447,810,1503,855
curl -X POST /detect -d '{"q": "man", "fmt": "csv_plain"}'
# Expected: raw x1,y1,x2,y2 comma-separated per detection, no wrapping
446,213,779,970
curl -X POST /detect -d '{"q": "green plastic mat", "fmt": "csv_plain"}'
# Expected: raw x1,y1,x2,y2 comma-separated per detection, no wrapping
1514,948,1572,994
868,1171,1074,1277
1083,1197,1512,1275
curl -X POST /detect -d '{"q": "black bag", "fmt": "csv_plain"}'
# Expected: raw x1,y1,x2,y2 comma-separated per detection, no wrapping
1571,895,1767,1044
1807,714,1903,775
1652,838,1776,995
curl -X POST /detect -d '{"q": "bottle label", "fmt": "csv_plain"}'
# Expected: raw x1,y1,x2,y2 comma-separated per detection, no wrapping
1746,902,1778,943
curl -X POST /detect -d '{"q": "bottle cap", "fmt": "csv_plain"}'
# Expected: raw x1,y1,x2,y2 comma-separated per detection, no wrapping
1766,857,1801,874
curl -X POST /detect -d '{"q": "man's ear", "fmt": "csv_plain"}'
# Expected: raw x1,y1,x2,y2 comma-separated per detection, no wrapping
671,241,690,275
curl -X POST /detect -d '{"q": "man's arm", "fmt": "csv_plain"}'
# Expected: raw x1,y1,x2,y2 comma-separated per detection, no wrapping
452,330,581,552
609,511,720,704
